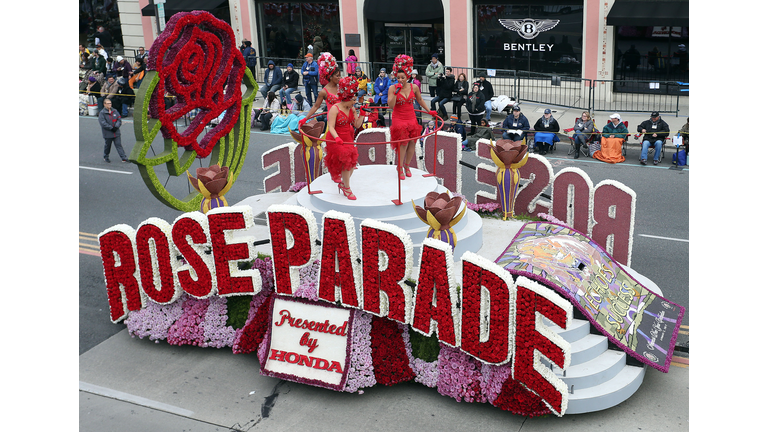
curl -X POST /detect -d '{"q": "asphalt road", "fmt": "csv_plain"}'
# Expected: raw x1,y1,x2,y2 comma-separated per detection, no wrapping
79,115,689,355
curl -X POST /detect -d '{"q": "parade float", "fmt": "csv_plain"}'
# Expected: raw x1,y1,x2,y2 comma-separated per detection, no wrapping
99,11,684,418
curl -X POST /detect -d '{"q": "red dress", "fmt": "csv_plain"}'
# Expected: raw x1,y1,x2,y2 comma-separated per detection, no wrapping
325,88,340,107
324,104,358,177
390,83,421,148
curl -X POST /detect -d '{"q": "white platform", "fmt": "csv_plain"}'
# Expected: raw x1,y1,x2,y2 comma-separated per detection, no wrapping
282,165,484,262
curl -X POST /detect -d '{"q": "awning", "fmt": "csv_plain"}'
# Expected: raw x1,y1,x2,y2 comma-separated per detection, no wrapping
606,1,689,27
141,0,228,17
363,0,444,23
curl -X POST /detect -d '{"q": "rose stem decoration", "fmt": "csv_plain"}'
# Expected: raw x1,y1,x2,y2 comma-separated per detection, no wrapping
289,118,326,184
129,11,257,212
412,192,467,250
489,138,529,220
187,164,233,213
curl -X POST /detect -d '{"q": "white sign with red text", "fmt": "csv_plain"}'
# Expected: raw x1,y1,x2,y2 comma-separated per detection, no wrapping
263,297,353,389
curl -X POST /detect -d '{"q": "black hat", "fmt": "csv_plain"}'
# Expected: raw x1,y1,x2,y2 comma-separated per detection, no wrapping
651,111,660,117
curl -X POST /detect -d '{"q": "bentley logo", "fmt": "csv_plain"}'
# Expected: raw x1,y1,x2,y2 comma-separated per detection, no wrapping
499,18,560,40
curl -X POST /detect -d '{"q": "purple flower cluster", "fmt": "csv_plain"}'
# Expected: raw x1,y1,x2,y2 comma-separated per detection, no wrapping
251,256,276,292
293,259,320,300
479,362,511,403
467,202,501,214
537,212,565,225
201,296,237,348
401,325,440,388
167,296,210,346
125,295,185,342
289,182,308,192
436,345,486,403
343,310,376,393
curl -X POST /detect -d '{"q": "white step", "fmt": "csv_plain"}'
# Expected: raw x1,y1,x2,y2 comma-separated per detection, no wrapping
567,333,608,366
544,349,628,390
564,364,646,414
544,317,591,343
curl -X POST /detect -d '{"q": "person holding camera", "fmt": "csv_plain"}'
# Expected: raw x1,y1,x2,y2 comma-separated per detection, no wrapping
301,53,319,105
430,67,455,121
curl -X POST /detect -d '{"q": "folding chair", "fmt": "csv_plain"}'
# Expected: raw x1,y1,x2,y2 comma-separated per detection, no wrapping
633,133,668,160
564,117,593,158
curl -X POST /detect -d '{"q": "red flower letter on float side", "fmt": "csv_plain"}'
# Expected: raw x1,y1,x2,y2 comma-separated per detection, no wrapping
98,225,145,323
135,218,182,305
459,252,516,365
207,206,263,296
318,210,363,308
411,238,461,347
266,204,320,295
512,276,573,417
360,219,414,324
172,212,216,299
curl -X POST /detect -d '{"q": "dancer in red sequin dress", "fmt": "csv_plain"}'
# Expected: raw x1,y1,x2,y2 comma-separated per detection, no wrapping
326,76,365,200
304,52,342,123
388,55,436,180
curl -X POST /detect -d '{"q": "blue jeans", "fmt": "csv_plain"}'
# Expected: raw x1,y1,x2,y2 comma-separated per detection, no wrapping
484,100,493,120
305,83,318,105
431,97,450,117
279,87,296,104
573,132,589,146
502,131,525,141
260,84,281,99
642,139,663,161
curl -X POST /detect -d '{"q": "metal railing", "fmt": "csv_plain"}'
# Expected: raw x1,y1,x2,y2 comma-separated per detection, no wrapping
242,56,688,117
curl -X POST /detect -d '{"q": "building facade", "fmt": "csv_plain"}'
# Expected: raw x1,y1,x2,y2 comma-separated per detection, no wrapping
122,0,688,86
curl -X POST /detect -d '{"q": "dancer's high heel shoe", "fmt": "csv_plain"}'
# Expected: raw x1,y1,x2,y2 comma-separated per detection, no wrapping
397,165,405,180
338,183,357,200
331,173,342,183
404,165,412,177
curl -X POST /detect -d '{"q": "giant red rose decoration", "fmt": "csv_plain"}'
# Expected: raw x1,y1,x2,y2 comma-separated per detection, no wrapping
148,11,245,157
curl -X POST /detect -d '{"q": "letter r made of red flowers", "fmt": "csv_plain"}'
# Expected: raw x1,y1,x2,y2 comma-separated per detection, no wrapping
148,11,245,158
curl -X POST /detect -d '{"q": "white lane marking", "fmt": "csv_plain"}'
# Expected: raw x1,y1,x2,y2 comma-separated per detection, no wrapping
79,381,195,417
80,166,133,175
638,234,689,243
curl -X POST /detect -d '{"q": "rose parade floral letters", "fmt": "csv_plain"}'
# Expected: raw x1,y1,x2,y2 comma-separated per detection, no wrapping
99,205,578,416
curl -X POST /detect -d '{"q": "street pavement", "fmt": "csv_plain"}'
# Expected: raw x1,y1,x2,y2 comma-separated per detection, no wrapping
78,99,694,431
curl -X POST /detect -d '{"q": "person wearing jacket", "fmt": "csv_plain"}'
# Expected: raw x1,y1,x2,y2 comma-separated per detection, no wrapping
452,73,470,121
97,75,119,113
98,98,128,163
466,83,486,135
443,115,466,141
593,113,628,164
475,74,494,121
430,67,455,121
462,118,493,151
279,63,300,104
425,54,445,97
532,108,560,154
372,68,391,126
501,105,530,142
261,60,282,99
572,111,594,159
301,53,319,105
636,111,670,165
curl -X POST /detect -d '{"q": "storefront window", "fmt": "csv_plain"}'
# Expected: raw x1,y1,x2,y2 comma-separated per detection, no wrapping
257,2,342,65
475,4,583,77
614,26,689,83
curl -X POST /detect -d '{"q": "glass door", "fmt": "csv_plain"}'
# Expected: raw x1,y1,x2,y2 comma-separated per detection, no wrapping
383,24,435,66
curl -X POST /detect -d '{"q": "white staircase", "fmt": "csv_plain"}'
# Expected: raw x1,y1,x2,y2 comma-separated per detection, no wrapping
542,317,646,414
